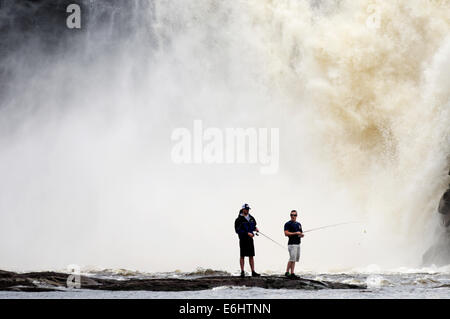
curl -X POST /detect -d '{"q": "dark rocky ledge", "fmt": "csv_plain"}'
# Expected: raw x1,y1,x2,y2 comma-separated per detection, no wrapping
0,270,365,292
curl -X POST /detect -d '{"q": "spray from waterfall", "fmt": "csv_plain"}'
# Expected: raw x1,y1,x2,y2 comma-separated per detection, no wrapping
0,0,448,273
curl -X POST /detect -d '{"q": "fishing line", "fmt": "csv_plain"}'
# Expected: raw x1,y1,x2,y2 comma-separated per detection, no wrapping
257,221,361,250
303,221,361,233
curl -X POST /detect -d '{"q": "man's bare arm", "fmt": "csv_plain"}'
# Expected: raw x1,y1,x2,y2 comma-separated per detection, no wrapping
284,230,304,237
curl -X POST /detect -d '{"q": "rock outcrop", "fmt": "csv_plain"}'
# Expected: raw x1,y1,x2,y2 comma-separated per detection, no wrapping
422,170,450,266
0,270,365,292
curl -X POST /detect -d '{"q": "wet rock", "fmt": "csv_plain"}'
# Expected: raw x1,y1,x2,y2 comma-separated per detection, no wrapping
0,270,366,292
422,170,450,266
422,237,450,267
438,188,450,227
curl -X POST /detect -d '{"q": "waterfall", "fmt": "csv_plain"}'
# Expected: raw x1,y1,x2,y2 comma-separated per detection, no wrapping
0,0,449,272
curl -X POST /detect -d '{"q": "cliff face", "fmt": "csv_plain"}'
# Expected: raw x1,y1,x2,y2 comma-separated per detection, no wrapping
438,186,450,227
423,171,450,266
0,0,83,53
0,0,83,98
0,0,154,55
0,0,155,98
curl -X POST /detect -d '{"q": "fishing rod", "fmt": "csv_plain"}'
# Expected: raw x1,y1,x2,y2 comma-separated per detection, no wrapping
303,221,360,233
256,221,360,250
256,231,285,249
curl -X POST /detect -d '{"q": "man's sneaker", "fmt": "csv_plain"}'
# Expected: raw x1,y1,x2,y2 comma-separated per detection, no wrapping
240,271,245,278
285,272,290,277
289,273,299,279
251,271,261,277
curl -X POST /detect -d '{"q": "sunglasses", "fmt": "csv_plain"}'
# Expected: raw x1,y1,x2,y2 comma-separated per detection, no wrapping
290,214,297,217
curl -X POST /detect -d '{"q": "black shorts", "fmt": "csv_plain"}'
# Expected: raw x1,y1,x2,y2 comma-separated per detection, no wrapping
239,237,255,257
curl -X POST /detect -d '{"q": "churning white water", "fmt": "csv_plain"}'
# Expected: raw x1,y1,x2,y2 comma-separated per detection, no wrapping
0,0,449,275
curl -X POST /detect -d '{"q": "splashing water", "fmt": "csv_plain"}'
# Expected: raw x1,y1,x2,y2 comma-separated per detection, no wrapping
0,0,449,274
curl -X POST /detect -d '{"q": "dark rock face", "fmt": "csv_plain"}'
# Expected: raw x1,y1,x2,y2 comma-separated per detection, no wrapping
422,170,450,266
0,270,366,292
0,0,157,100
0,0,81,100
438,188,450,227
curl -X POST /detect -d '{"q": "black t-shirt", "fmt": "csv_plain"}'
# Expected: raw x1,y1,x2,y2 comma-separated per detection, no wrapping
284,220,302,245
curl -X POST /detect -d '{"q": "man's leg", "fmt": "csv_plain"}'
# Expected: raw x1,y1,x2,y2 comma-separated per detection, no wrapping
291,245,300,274
240,257,245,271
287,245,295,274
249,256,255,272
286,261,292,274
290,262,296,274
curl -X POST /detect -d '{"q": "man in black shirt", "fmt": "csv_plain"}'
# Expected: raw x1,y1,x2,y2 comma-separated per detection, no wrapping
283,210,304,278
234,203,261,277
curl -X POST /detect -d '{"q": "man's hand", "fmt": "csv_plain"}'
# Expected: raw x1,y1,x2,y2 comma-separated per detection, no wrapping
255,227,259,232
297,231,304,238
248,233,254,238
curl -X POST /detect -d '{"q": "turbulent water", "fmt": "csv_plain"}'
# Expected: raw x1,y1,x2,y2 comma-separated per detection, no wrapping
0,0,449,287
